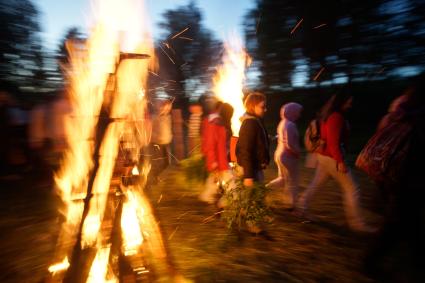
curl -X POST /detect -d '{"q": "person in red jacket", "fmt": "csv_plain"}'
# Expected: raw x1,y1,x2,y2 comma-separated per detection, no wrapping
297,91,373,232
199,98,232,204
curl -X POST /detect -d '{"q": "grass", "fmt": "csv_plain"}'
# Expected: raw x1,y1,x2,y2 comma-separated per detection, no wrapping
0,157,382,282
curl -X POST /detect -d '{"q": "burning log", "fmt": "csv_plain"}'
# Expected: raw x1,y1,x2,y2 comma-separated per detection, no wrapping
46,0,178,282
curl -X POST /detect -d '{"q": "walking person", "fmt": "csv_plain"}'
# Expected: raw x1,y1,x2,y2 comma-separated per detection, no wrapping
149,99,173,183
218,102,234,159
236,92,270,187
199,99,232,204
267,102,303,210
297,91,372,232
360,74,425,281
236,92,270,233
187,102,203,155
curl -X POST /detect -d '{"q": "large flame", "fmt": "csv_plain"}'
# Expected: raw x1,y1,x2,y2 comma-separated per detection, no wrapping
121,190,144,256
213,36,251,136
86,246,117,283
49,0,155,279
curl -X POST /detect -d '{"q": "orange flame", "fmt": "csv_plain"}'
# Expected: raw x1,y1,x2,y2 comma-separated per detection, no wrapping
121,190,144,256
49,0,155,276
213,35,251,136
48,256,70,275
86,246,117,283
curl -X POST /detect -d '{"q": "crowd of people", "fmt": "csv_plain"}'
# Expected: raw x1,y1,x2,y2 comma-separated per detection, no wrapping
190,74,424,281
1,72,424,281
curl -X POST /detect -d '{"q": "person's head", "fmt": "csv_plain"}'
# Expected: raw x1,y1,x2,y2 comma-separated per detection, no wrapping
189,102,203,114
388,94,408,113
320,89,353,120
244,92,267,118
280,102,303,122
219,102,234,133
402,72,425,111
202,96,218,115
219,102,234,122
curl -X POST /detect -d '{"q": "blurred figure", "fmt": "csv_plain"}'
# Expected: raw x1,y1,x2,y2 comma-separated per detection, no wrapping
236,92,270,233
187,102,203,154
200,95,219,159
297,91,371,232
7,98,30,172
149,99,173,182
236,92,270,187
0,91,12,176
49,91,72,160
377,93,409,131
303,110,324,169
199,99,232,204
28,101,48,151
28,100,50,176
218,102,234,159
363,74,425,282
267,102,303,209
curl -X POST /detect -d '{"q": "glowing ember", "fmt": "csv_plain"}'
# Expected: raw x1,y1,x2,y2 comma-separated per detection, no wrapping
121,190,144,256
132,166,140,176
48,256,70,275
290,18,304,35
81,214,101,248
86,246,116,283
213,35,251,136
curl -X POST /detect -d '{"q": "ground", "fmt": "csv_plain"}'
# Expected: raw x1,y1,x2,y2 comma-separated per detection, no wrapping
0,159,383,283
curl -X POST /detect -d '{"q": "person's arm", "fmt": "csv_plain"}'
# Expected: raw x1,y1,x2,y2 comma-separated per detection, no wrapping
238,119,257,180
286,122,301,156
216,124,229,171
205,132,218,171
202,121,218,171
326,113,346,171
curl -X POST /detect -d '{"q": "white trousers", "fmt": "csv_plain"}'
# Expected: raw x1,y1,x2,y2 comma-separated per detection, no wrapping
267,151,299,207
298,154,365,228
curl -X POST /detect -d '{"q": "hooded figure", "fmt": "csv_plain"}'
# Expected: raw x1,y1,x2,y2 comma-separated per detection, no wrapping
267,102,303,209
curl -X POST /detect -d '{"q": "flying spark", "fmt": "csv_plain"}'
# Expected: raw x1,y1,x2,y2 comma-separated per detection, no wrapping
290,18,304,35
159,45,175,64
178,36,193,41
171,27,189,39
168,226,179,240
313,67,325,81
313,23,327,29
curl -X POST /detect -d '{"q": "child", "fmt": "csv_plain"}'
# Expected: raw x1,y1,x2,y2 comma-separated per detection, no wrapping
199,98,230,204
267,103,303,209
149,99,173,181
187,102,203,154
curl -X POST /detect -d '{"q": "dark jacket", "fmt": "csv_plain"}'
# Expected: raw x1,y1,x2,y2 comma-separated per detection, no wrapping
236,113,270,179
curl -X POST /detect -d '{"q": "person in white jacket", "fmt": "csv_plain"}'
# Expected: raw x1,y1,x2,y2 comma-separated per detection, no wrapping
267,102,303,209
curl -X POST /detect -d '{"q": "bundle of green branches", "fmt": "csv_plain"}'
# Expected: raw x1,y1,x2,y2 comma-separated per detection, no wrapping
179,153,208,183
222,179,273,230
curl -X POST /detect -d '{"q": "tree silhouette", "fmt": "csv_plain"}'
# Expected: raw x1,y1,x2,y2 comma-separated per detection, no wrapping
245,0,425,89
245,0,298,90
0,0,44,92
153,1,221,108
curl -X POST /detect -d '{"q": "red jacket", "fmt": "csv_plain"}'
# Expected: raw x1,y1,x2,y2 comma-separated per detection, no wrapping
319,112,349,163
201,114,229,172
